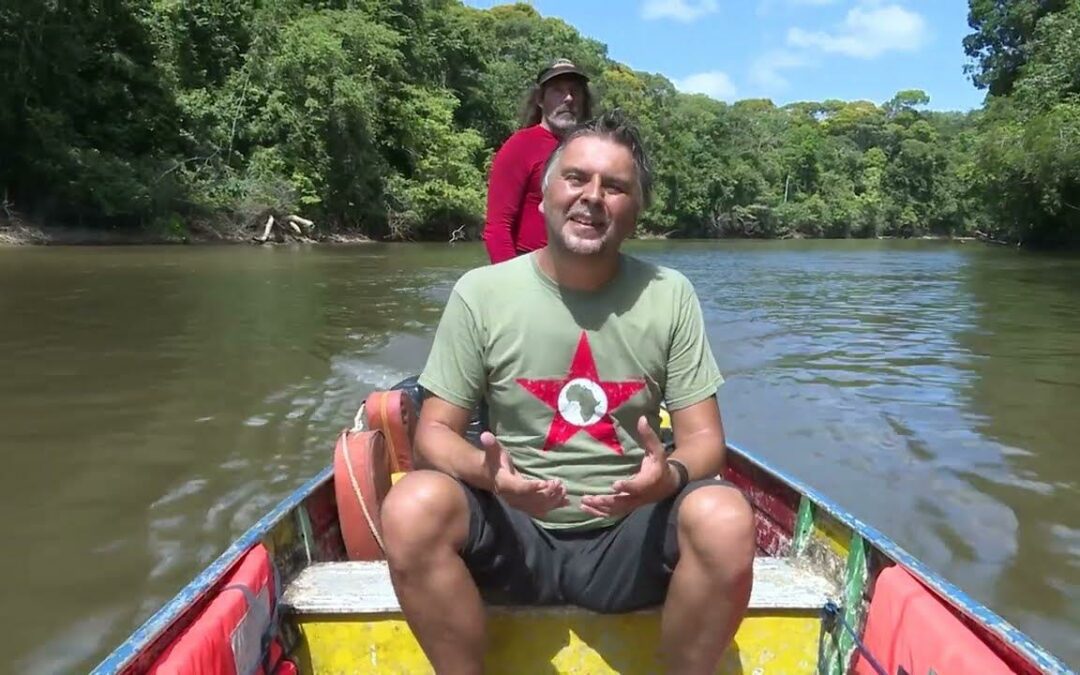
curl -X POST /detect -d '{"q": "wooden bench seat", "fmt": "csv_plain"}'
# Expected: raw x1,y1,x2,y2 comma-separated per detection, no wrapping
280,557,837,673
281,557,836,614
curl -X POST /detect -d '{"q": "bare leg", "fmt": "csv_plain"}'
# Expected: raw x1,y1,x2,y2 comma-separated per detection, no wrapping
659,486,756,674
381,470,485,674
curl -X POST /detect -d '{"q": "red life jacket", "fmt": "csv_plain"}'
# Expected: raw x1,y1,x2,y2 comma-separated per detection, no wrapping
856,565,1014,675
146,543,296,675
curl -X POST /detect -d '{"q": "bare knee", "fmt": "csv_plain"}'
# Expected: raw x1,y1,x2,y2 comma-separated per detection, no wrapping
381,470,469,568
677,485,756,569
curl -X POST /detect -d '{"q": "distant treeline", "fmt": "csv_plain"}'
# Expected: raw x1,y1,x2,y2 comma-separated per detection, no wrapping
1,1,1077,246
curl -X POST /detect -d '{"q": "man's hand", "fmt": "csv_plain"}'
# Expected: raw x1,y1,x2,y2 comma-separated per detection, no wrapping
482,431,569,518
580,416,679,519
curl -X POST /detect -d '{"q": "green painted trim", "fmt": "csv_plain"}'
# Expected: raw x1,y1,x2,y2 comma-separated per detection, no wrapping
839,533,868,674
821,532,868,675
823,618,840,673
793,497,814,556
295,504,315,565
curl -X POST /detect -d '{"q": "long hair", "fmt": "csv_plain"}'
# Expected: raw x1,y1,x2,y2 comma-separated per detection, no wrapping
517,81,594,129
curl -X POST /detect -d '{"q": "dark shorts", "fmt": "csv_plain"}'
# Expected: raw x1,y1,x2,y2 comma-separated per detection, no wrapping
457,478,735,614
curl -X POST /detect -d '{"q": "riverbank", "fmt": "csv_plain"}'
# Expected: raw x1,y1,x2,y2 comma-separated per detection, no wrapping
0,215,374,247
0,212,1018,249
0,220,184,246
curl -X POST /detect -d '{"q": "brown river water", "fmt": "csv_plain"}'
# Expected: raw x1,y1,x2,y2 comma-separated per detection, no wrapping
0,240,1077,672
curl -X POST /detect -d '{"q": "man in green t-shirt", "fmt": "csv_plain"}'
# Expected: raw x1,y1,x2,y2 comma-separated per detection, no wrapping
381,112,755,674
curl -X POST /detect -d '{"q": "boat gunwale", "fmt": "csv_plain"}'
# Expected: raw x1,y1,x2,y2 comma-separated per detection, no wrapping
90,465,335,675
725,441,1070,674
91,442,1070,674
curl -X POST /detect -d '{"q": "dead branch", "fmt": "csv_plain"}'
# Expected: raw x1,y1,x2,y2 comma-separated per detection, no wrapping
252,213,319,243
255,214,275,242
284,215,314,230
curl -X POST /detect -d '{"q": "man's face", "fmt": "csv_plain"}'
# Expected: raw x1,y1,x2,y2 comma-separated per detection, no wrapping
540,76,587,135
541,135,640,256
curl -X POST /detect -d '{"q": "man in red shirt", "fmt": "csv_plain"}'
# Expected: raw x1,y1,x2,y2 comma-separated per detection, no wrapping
482,59,593,264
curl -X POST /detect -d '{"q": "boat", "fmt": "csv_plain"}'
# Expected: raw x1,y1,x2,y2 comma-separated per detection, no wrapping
91,377,1072,674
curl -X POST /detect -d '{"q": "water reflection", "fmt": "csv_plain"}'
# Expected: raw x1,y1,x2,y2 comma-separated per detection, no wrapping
1,240,1077,671
0,243,482,673
956,252,1080,655
631,240,1079,665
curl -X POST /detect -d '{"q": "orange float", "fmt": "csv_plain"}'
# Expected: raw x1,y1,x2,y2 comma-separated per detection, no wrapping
333,429,391,561
363,389,417,472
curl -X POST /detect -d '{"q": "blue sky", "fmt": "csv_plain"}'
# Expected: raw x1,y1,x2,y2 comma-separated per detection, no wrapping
464,0,986,111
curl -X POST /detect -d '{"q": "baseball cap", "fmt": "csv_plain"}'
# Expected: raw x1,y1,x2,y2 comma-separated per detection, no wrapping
536,58,589,86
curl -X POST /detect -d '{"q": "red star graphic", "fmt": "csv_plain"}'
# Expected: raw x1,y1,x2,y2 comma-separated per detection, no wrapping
516,331,645,455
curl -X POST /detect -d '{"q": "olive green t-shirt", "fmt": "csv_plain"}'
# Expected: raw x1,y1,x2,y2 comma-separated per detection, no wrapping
418,252,723,530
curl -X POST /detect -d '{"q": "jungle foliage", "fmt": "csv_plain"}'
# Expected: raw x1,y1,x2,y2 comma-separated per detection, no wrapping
1,0,1077,246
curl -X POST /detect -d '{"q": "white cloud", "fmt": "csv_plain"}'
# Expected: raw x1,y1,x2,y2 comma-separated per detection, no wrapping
749,50,814,91
641,0,718,22
786,4,927,59
672,71,738,100
758,0,841,15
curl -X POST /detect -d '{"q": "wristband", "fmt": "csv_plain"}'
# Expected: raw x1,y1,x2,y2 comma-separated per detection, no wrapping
667,458,689,492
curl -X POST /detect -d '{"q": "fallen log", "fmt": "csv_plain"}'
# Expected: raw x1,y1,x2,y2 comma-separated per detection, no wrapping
285,215,314,230
255,215,275,243
252,213,318,243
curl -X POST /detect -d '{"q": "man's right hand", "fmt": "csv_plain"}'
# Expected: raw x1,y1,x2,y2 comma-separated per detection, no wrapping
481,431,569,518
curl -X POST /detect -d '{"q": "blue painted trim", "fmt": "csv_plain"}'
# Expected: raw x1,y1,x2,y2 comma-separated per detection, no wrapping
91,442,1074,674
90,466,334,674
726,442,1073,674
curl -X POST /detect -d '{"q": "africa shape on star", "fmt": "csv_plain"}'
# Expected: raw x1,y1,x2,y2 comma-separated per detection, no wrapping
516,332,645,455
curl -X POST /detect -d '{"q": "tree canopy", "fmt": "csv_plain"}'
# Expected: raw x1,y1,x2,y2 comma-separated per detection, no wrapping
0,0,1076,247
965,0,1080,246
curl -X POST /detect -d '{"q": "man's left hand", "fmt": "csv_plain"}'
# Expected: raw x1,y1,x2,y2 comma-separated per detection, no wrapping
580,415,679,519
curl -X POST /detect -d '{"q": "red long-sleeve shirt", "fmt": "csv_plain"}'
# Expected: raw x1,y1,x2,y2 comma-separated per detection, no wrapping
482,124,559,264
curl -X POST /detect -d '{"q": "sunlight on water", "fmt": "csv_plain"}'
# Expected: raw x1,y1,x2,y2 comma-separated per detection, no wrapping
0,240,1077,670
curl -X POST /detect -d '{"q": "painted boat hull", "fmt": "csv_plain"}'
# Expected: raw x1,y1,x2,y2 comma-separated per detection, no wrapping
92,390,1072,674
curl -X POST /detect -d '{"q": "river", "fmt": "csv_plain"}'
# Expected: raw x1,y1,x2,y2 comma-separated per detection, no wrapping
0,240,1077,672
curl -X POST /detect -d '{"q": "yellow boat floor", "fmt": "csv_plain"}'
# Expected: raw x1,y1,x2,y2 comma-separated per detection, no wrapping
282,559,837,674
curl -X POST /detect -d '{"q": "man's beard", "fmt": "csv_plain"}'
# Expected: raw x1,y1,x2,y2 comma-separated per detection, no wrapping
546,107,580,135
550,207,610,255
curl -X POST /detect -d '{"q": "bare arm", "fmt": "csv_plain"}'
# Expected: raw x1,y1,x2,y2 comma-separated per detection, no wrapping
414,393,569,517
412,273,566,516
579,397,725,518
414,394,495,491
667,395,727,481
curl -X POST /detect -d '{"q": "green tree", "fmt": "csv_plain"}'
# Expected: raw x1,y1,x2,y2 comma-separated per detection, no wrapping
0,0,182,225
965,1,1080,246
1,0,1075,248
963,0,1071,96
